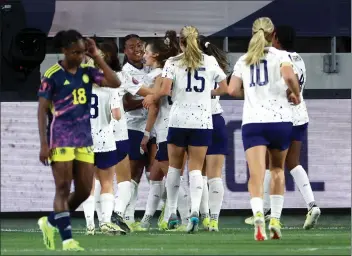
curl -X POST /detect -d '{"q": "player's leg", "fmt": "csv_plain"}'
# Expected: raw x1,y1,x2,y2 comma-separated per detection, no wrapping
267,148,287,240
205,155,225,232
245,152,271,225
204,114,227,231
38,147,83,251
242,123,268,241
199,166,210,230
185,128,212,233
98,165,126,235
177,160,190,230
110,140,132,232
266,122,292,240
140,159,165,230
124,130,146,225
82,176,96,235
286,123,320,229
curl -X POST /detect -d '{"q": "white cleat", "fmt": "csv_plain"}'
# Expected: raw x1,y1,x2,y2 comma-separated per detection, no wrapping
253,212,267,241
85,225,95,236
303,207,321,230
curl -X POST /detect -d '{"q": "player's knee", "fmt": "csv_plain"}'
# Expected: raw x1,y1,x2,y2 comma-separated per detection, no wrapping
55,182,71,198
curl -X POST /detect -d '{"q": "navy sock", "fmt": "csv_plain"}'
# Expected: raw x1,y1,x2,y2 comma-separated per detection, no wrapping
48,212,56,227
55,212,72,242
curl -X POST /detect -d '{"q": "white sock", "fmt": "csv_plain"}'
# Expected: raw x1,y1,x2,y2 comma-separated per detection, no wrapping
157,178,167,210
189,170,203,214
263,169,271,214
124,180,138,223
208,177,224,221
199,176,209,219
290,165,316,210
82,195,95,227
177,180,190,224
250,197,264,216
270,195,284,219
165,167,181,218
142,180,162,223
94,179,102,223
100,193,114,224
114,181,132,216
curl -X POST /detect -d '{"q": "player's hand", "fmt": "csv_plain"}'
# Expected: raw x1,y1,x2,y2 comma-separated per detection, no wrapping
288,92,301,105
142,95,155,109
85,38,99,58
140,136,149,153
39,144,51,166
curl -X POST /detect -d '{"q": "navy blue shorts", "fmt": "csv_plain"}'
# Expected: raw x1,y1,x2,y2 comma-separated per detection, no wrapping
207,114,228,155
94,150,119,169
167,127,212,147
116,140,130,164
242,122,293,151
128,129,144,160
291,123,308,142
156,141,168,161
149,137,156,145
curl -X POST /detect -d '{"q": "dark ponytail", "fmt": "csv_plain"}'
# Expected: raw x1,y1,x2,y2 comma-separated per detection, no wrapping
165,30,180,55
53,30,83,50
199,35,228,73
147,33,179,68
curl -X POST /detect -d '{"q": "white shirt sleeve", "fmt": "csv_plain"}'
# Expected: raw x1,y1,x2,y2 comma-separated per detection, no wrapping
162,59,175,80
110,90,121,109
232,57,243,79
120,71,142,96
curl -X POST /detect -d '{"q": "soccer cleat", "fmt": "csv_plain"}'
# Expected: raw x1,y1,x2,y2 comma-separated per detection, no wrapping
158,220,168,231
202,217,210,230
303,206,321,230
209,219,219,232
37,216,56,250
129,222,148,232
138,221,151,231
187,212,199,233
245,214,271,225
111,212,131,233
100,222,127,235
269,218,282,239
168,213,179,230
62,239,84,251
253,212,267,241
85,225,95,236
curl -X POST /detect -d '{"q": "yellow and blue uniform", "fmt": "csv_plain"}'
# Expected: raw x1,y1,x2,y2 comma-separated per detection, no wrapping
38,62,104,163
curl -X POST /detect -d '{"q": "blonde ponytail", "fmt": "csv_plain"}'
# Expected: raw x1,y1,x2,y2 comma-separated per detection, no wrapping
245,17,275,66
178,26,203,71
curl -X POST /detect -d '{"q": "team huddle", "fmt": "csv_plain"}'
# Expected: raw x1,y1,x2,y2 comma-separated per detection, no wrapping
36,17,321,251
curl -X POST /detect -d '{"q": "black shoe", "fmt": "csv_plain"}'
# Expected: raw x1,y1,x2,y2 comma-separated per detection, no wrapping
111,212,131,233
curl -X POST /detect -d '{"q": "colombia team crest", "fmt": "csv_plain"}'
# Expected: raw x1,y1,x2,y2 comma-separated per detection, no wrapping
82,74,90,83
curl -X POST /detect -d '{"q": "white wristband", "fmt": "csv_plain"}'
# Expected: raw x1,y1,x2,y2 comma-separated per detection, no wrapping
144,131,150,137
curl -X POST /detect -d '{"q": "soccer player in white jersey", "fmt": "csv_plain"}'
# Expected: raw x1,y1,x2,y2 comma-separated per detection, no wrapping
198,36,229,232
228,17,301,241
143,26,228,233
82,47,126,236
121,34,157,228
136,36,192,231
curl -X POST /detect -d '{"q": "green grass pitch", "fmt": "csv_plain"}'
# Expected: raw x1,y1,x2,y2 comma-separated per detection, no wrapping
1,214,350,255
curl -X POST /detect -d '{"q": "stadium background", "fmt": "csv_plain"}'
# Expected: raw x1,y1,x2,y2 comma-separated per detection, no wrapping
1,0,351,213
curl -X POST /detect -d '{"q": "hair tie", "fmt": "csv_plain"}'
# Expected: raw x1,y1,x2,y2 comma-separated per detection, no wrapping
259,28,264,32
205,42,210,48
164,37,170,46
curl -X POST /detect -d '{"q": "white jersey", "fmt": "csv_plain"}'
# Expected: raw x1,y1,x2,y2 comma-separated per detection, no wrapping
211,83,224,115
162,53,227,129
233,47,294,125
90,86,118,152
112,71,143,142
155,94,172,143
288,52,309,126
122,62,151,132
